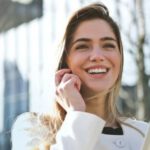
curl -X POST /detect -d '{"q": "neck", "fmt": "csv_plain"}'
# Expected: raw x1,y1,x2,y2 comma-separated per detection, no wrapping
84,94,107,120
83,90,119,128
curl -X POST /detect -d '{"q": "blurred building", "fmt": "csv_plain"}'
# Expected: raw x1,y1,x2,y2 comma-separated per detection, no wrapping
1,61,29,150
0,0,43,32
118,85,137,117
0,0,43,149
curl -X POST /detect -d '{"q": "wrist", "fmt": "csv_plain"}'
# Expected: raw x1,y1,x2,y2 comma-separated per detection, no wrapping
67,105,86,112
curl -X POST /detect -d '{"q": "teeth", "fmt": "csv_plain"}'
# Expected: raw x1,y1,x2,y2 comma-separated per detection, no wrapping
88,68,107,74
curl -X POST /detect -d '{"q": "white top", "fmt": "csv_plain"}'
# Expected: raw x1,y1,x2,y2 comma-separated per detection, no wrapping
11,111,149,150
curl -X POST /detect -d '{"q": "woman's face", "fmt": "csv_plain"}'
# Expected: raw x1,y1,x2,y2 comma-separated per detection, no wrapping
66,19,121,96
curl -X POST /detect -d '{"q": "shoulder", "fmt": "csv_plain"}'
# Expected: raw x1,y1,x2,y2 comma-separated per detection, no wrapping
12,112,38,130
125,118,148,130
12,112,52,149
123,118,149,136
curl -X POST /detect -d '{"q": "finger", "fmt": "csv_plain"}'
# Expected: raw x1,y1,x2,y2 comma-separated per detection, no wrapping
60,73,74,83
61,74,81,91
56,74,74,95
70,75,81,91
55,94,68,111
75,77,81,91
62,75,81,91
55,69,71,86
55,74,74,97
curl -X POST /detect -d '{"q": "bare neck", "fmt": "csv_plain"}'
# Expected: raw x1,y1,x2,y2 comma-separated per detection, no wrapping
85,95,106,120
84,94,119,129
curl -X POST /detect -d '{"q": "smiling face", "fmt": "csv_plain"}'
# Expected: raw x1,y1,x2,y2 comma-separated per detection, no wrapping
66,19,121,98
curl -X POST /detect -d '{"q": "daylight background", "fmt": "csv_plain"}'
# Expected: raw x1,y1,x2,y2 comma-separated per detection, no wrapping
0,0,150,149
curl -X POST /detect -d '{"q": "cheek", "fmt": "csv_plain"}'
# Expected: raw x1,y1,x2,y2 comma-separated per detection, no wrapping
67,53,83,67
67,59,85,79
66,56,79,71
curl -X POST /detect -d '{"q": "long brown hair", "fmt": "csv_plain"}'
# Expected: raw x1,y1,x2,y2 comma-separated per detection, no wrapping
55,2,123,125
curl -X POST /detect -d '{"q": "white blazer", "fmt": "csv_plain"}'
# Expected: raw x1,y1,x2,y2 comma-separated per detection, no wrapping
12,111,149,150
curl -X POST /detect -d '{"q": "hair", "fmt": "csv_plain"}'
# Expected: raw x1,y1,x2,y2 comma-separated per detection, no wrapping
13,2,124,149
56,2,124,122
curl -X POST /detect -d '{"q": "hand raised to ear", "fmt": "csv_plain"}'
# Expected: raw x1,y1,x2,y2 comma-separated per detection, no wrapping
55,69,86,112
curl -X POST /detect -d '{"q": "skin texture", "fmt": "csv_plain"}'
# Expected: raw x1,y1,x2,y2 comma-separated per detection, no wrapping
55,19,121,120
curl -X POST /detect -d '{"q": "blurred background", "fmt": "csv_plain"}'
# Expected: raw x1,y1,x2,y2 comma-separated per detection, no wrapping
0,0,150,149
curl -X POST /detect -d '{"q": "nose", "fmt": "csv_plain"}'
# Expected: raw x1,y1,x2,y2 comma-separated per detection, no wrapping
89,46,105,62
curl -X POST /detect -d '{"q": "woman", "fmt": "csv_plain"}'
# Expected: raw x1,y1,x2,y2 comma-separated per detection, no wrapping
12,2,149,150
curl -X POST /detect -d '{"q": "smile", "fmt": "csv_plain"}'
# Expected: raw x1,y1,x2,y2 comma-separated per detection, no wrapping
86,65,109,75
87,68,108,74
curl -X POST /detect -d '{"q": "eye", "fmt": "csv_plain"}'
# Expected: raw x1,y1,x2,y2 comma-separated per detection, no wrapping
75,44,89,50
103,43,116,50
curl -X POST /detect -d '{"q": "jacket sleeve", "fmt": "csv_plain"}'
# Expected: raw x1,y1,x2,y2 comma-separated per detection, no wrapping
51,111,105,150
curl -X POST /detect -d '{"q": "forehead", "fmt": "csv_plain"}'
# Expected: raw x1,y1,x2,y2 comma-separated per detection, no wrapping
72,19,116,41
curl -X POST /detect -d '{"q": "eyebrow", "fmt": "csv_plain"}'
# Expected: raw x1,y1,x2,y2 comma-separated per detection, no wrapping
101,37,117,42
72,37,117,45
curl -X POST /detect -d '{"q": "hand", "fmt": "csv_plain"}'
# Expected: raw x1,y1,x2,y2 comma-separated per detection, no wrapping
55,69,86,112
